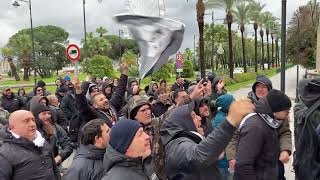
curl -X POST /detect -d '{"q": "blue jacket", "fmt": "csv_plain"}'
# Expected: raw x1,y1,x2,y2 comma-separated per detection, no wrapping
212,94,234,169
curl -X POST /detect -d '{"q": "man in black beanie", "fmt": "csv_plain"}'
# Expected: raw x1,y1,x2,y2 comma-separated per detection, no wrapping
234,89,292,180
101,119,156,180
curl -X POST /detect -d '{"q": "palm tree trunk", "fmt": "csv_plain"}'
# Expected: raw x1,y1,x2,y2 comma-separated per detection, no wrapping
7,57,20,81
197,0,205,78
271,35,274,68
260,29,265,70
227,11,234,79
266,29,270,69
275,39,279,67
23,49,30,81
254,24,258,72
241,26,247,73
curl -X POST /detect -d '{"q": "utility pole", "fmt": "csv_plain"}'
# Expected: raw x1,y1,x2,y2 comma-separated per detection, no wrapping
280,0,287,93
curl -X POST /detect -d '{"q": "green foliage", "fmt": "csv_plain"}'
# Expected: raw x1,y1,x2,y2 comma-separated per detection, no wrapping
151,63,173,81
128,65,139,77
104,35,139,61
182,60,194,78
122,50,138,66
81,55,114,78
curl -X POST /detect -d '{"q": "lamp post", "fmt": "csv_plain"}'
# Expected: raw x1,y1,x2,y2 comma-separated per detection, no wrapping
12,0,36,85
280,0,287,93
83,0,87,61
295,10,300,102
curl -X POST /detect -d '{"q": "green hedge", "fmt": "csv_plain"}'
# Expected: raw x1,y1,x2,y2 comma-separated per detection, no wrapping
223,69,276,86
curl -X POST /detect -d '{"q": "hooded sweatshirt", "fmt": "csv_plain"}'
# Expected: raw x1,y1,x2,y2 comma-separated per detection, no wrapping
248,75,273,103
160,104,236,180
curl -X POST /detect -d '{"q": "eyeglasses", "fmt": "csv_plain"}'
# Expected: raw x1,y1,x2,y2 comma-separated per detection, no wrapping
36,89,44,92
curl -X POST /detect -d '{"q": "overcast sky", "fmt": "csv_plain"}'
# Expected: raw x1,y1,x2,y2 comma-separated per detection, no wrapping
0,0,311,54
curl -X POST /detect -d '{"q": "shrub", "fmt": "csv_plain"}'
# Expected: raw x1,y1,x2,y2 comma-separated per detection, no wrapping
151,63,173,81
128,65,139,77
181,60,194,78
81,55,114,78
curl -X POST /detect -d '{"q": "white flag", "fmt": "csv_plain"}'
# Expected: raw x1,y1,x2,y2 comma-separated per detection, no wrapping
114,14,185,79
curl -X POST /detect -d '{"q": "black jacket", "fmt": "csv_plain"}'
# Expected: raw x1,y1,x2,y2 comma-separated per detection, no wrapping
60,91,78,120
49,105,69,131
234,98,280,180
101,146,156,180
76,74,127,127
0,126,61,180
152,101,171,117
63,145,105,180
160,104,236,180
1,93,23,113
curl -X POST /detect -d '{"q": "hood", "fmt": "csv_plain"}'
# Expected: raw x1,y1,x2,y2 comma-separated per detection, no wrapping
85,83,98,101
193,97,209,116
29,96,50,128
254,98,275,118
216,94,234,113
160,104,196,146
298,78,320,108
74,144,105,160
29,96,49,110
103,146,142,172
127,95,150,119
252,75,273,93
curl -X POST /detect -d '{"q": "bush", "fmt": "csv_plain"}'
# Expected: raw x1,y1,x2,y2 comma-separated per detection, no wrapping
128,65,139,77
151,63,173,81
181,60,194,78
81,55,114,78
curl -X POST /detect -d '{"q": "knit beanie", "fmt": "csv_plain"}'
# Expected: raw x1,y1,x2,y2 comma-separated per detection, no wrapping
109,119,142,154
64,75,71,81
266,89,292,112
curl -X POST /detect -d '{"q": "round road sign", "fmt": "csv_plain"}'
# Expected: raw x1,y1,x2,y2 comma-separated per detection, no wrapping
66,44,81,61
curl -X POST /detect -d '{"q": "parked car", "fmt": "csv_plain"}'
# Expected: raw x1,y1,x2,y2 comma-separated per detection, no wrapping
233,67,244,74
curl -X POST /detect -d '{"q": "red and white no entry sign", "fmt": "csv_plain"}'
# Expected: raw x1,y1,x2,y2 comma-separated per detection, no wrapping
66,44,81,61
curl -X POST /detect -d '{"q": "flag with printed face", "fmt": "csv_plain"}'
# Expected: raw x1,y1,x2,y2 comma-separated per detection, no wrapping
114,14,185,79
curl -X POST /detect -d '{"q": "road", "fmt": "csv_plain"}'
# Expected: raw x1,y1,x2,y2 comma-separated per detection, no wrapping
230,65,305,179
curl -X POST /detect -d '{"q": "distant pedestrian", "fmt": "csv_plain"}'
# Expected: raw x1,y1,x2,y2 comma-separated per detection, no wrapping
1,87,23,113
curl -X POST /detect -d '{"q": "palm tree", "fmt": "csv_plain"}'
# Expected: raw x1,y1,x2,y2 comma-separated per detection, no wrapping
15,34,31,81
96,26,108,37
248,1,265,72
262,11,276,69
1,47,20,81
270,22,280,67
233,3,250,73
205,0,247,78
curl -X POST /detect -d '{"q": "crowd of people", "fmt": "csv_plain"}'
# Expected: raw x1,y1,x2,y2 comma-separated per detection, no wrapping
0,62,319,180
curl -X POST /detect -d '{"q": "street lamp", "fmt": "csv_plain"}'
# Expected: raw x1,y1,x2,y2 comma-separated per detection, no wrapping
119,29,124,61
280,0,287,93
295,10,300,102
83,0,88,61
12,0,36,85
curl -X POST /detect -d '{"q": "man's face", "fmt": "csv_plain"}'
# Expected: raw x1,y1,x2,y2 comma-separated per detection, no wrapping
36,87,44,96
93,94,109,110
199,104,210,117
158,91,168,103
152,84,158,91
274,109,290,120
176,78,183,85
175,91,188,105
135,105,152,125
65,80,71,86
90,88,100,98
96,78,102,84
39,98,47,106
50,96,59,106
38,111,52,125
126,127,151,159
95,124,110,149
105,87,112,95
4,89,12,98
191,111,204,136
113,79,119,86
255,83,269,99
10,112,37,141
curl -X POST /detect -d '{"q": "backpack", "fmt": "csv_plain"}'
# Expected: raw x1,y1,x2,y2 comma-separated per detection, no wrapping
293,99,320,180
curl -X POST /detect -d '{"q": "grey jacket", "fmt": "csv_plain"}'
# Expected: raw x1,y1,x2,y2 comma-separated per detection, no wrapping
160,104,236,180
63,145,105,180
101,146,157,180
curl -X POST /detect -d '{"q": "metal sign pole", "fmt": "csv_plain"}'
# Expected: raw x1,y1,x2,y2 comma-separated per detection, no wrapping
74,61,79,78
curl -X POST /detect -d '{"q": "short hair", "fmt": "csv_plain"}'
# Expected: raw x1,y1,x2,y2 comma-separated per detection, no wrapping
157,86,167,95
172,89,186,100
46,95,58,105
80,119,106,145
91,93,106,105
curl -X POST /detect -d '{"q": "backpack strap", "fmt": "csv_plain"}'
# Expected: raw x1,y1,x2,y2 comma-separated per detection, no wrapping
304,99,320,121
239,113,257,130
